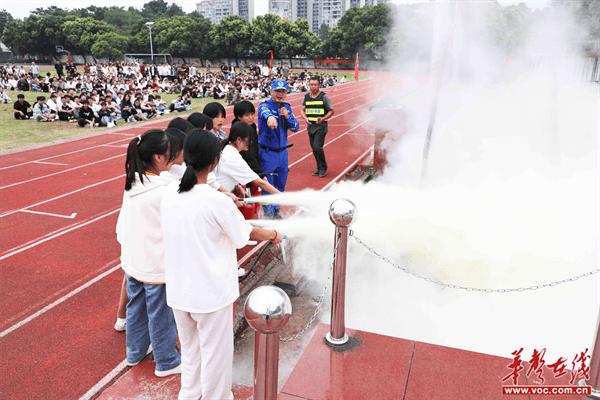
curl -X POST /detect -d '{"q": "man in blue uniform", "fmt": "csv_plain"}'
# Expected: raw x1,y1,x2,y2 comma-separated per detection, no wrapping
257,79,300,217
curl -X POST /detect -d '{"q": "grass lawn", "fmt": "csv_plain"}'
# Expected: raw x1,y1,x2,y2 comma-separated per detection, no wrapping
0,91,223,152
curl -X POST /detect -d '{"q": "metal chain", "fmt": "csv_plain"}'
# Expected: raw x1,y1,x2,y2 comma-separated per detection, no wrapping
352,235,600,293
279,233,339,342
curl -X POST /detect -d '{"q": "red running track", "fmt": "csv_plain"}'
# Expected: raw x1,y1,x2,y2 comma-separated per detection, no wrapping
0,80,376,400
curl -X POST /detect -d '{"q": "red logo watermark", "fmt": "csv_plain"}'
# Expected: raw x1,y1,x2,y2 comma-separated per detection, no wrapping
501,347,592,396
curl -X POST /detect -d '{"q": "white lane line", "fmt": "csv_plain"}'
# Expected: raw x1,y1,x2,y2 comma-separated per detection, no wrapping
2,208,118,256
78,359,129,400
0,137,131,171
287,93,370,140
32,160,68,166
289,120,373,168
0,262,121,338
0,154,124,190
102,144,129,148
0,208,120,261
0,175,123,218
19,209,78,219
0,82,366,171
0,91,370,215
322,146,374,191
1,81,372,397
0,136,373,340
2,90,374,396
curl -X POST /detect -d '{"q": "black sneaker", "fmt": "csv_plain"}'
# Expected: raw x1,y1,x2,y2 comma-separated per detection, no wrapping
312,170,319,176
318,170,328,178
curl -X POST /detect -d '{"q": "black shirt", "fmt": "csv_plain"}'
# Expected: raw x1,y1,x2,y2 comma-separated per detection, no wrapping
13,100,31,113
79,107,95,121
17,80,29,91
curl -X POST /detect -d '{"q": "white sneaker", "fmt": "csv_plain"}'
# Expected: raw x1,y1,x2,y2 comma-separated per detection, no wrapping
107,122,115,128
114,317,126,332
238,267,247,277
126,344,153,367
155,364,181,377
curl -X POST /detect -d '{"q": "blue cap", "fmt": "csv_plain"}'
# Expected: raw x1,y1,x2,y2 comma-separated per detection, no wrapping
271,79,289,92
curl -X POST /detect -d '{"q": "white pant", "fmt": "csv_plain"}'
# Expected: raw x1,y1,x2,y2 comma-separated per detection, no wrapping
173,305,234,400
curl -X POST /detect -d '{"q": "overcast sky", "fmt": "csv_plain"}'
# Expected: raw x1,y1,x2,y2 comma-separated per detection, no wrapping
8,0,551,19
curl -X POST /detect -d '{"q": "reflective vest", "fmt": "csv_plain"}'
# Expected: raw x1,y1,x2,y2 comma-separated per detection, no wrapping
303,92,327,123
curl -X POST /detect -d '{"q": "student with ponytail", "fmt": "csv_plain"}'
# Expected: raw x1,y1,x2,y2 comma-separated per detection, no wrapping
215,122,280,197
115,128,185,332
161,131,283,400
166,127,242,207
115,129,181,377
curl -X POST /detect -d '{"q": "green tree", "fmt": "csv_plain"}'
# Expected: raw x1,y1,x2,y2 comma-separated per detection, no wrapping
71,6,106,20
321,4,391,58
271,18,317,59
152,15,212,56
62,17,113,54
2,8,68,56
91,31,129,60
557,0,600,41
70,6,144,36
208,16,251,58
103,7,145,35
0,10,13,37
91,41,124,60
318,27,343,57
251,14,284,57
318,23,330,40
142,0,184,19
1,19,26,55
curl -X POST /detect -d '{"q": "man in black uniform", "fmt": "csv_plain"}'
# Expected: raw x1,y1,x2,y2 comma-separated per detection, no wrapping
13,94,33,120
301,76,335,177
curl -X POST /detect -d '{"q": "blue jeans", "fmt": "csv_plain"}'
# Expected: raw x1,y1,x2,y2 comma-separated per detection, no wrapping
126,277,181,371
259,149,288,215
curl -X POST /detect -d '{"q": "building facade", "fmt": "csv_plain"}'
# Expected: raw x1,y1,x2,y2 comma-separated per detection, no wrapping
196,0,233,24
269,0,293,20
197,0,383,30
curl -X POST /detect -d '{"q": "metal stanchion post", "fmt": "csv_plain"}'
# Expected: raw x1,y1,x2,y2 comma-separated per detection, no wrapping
244,285,292,400
583,310,600,399
325,198,357,347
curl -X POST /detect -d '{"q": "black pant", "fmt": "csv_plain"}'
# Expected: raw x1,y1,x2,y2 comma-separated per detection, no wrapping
307,123,328,172
14,111,32,120
58,111,73,121
78,118,95,127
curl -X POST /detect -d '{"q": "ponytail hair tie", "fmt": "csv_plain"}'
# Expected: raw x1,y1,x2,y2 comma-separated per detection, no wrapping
136,135,142,145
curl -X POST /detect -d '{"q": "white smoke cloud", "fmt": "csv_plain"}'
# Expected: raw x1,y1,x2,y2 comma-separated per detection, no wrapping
248,1,599,362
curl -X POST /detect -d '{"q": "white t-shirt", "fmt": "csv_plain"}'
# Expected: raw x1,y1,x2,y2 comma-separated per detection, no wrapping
215,145,259,191
161,182,253,313
168,163,220,189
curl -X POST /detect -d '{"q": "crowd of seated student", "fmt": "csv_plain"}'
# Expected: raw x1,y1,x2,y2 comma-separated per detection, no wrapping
3,61,344,125
11,87,186,126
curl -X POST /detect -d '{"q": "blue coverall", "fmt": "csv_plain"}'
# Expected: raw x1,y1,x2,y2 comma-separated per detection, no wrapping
257,98,300,215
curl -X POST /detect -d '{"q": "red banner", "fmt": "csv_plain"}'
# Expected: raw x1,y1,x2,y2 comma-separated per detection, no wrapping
354,53,359,81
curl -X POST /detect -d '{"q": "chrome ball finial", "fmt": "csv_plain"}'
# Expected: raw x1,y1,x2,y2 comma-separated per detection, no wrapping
328,198,357,227
244,286,292,334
